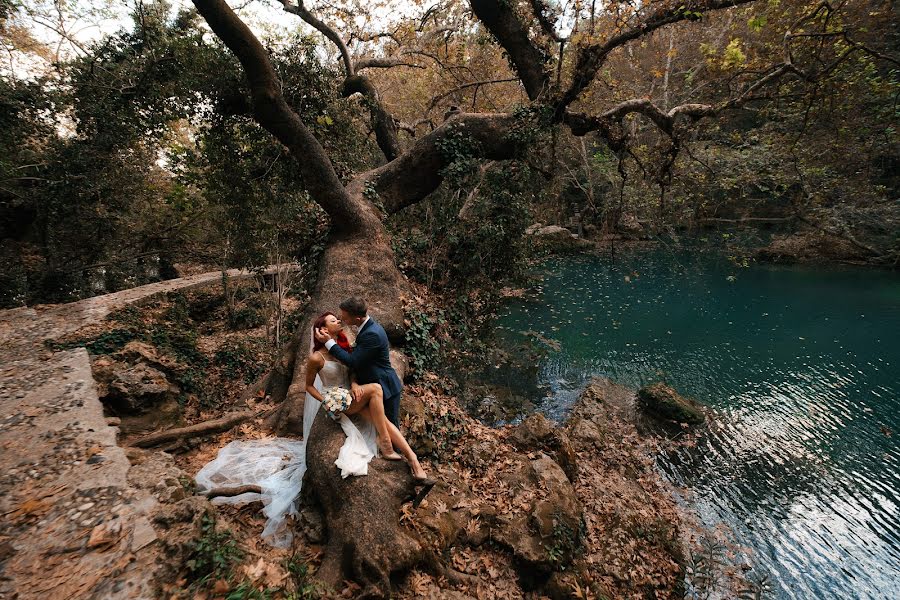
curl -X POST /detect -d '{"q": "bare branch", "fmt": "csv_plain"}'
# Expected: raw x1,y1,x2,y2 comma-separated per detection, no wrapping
427,78,519,111
354,27,454,71
528,0,564,43
281,0,355,76
558,0,758,112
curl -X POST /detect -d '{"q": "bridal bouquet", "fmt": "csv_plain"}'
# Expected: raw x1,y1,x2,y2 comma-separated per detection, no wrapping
322,387,353,421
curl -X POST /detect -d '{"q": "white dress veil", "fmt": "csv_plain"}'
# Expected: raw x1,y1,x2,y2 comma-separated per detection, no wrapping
194,325,377,548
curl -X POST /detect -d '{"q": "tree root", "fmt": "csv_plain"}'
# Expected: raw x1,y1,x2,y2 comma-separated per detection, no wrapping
129,411,256,448
305,412,423,599
241,334,300,408
205,485,262,498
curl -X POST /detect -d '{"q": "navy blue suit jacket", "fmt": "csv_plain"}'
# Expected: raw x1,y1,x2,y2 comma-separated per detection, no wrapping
328,318,403,400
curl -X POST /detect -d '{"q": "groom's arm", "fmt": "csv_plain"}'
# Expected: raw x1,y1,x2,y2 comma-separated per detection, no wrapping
325,331,379,370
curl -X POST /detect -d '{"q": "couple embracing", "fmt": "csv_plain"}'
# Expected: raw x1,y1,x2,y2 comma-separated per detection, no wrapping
304,296,432,487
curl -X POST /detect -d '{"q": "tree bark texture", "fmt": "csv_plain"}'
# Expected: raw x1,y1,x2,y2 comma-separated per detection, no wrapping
305,412,423,598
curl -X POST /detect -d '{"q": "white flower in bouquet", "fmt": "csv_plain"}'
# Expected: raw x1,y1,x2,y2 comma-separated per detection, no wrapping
322,387,353,420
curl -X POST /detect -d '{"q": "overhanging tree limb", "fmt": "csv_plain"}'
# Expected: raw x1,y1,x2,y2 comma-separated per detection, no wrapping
280,0,355,76
191,0,375,234
280,0,402,160
469,0,551,101
350,112,521,215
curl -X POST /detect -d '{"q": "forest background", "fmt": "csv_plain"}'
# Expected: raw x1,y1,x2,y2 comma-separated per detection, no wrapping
1,0,897,311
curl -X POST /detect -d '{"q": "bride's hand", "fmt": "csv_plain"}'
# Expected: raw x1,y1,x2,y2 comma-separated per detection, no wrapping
350,382,361,402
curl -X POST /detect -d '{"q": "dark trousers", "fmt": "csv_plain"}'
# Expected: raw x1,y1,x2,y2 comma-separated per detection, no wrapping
385,391,401,428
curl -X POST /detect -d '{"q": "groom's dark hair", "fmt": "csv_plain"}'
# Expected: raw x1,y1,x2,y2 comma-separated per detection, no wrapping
339,296,367,317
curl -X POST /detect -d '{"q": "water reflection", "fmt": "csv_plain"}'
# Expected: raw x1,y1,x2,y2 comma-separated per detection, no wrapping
486,251,900,599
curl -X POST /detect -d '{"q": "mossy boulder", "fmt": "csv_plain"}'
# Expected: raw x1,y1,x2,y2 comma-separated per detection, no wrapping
637,383,705,425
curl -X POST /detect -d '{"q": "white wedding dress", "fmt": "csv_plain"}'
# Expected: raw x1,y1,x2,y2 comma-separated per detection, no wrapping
194,353,377,548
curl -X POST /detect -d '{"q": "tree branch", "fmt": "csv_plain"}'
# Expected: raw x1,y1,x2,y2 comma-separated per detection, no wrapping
354,27,454,71
427,77,519,112
528,0,564,43
281,0,355,76
191,0,374,233
351,112,521,215
469,0,551,101
557,0,758,112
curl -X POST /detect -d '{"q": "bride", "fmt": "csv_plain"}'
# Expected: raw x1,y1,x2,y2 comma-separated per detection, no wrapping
306,312,429,481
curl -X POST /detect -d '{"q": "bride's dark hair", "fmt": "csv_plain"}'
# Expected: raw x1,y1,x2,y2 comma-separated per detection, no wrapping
312,312,352,353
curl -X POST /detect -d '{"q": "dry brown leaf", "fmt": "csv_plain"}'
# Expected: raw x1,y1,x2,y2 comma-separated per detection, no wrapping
211,579,230,594
243,557,266,581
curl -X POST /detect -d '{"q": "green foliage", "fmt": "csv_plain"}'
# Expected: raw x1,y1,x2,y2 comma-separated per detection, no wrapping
0,7,346,307
225,582,275,600
436,124,482,185
545,512,585,570
403,303,445,375
504,104,554,151
721,39,746,70
214,339,266,384
676,5,704,21
391,162,536,291
283,555,325,600
748,14,768,32
229,305,266,330
186,513,244,586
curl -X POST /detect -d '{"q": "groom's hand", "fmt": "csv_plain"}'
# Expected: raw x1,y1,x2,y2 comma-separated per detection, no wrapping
314,327,332,343
350,382,361,402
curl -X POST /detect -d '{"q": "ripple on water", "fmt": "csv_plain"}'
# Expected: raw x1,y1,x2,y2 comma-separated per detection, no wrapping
488,252,900,599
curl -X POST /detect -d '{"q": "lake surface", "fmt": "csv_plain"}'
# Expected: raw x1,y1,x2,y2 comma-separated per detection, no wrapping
489,250,900,599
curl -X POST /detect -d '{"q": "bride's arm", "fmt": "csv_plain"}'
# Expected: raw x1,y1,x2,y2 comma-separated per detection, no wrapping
305,354,326,402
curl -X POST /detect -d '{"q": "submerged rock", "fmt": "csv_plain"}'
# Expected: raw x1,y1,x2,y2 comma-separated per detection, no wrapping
637,382,705,425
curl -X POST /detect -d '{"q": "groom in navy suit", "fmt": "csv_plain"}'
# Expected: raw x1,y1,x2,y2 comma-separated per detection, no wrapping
315,297,404,427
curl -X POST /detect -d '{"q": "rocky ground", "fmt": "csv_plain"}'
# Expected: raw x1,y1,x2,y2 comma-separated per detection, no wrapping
0,268,288,600
0,267,726,600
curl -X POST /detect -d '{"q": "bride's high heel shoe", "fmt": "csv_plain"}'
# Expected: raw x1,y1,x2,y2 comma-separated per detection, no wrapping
378,440,403,460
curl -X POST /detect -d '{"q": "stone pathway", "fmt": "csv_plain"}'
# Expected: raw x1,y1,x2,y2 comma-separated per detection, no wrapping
0,268,281,600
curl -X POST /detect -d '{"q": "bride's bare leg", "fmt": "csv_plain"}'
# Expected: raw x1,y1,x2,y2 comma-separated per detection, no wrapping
385,422,427,479
351,384,401,459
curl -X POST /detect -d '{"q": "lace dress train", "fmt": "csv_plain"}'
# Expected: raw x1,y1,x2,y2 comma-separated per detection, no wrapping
194,359,377,547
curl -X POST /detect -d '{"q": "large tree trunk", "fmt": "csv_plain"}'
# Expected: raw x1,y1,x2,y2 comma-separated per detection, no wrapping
305,413,423,598
189,5,421,595
267,224,411,435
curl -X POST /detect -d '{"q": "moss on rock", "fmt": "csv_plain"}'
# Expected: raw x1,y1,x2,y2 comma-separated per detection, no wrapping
637,382,705,425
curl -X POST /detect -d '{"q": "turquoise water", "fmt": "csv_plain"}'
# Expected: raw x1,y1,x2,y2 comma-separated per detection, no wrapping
490,251,900,599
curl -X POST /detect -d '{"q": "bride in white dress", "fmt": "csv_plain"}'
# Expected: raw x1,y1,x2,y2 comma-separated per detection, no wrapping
306,312,428,480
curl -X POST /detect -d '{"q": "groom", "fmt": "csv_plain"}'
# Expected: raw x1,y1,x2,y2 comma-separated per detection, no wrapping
314,297,404,427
